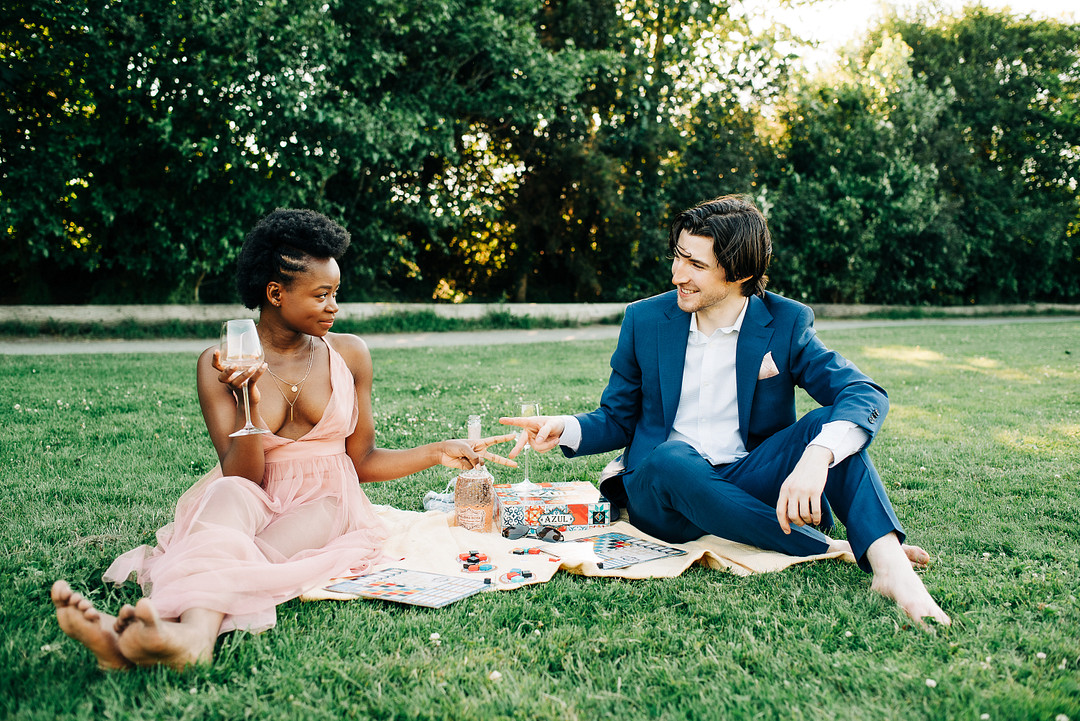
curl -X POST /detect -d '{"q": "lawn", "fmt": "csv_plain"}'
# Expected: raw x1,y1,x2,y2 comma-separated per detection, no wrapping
2,320,1078,720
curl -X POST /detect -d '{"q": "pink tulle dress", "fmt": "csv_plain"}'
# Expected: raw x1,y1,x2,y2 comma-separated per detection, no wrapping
104,338,389,634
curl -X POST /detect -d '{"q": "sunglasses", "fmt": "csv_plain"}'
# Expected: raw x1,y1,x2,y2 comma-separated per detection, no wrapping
501,524,564,542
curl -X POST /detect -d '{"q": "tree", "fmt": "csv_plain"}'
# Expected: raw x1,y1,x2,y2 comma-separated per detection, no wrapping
887,7,1080,302
0,0,594,303
1,0,351,302
471,0,768,302
763,34,964,304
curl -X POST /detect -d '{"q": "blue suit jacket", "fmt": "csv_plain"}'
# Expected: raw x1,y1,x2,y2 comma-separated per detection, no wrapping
566,290,888,502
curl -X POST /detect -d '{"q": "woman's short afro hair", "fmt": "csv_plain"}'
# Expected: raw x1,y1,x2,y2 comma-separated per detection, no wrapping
235,208,351,309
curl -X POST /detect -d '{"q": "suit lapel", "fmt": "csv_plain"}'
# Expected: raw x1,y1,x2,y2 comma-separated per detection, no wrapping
658,302,690,431
735,295,774,443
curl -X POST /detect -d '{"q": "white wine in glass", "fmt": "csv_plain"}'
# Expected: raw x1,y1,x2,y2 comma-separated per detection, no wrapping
219,319,270,437
517,401,541,491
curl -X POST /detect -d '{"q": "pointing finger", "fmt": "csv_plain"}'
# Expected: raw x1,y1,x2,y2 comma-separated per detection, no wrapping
479,433,519,449
480,450,518,468
507,432,529,459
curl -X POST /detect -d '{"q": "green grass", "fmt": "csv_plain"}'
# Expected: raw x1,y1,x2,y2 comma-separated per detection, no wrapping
0,309,625,340
2,321,1078,720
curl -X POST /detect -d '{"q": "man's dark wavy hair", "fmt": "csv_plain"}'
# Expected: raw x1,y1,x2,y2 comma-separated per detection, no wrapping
235,209,351,309
668,194,771,297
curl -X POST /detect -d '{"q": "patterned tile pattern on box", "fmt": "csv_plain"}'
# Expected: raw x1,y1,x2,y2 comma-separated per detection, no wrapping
574,532,688,570
495,481,611,531
326,568,487,608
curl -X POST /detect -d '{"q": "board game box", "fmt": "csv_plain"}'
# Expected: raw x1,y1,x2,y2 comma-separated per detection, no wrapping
494,481,612,532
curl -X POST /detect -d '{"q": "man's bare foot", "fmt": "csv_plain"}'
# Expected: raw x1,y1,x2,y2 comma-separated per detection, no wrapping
50,580,132,670
903,543,931,569
827,540,931,569
866,534,951,629
115,598,215,670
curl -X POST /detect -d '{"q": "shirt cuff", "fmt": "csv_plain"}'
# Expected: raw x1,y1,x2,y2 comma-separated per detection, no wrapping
809,420,869,467
559,415,582,452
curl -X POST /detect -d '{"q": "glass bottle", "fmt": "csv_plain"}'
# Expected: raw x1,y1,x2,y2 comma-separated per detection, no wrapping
454,415,499,532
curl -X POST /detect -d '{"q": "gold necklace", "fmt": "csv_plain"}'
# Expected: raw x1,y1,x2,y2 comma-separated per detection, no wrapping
264,337,315,421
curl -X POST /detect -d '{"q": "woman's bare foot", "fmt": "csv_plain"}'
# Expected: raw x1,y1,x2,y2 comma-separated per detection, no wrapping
866,534,951,629
50,580,132,670
115,599,216,670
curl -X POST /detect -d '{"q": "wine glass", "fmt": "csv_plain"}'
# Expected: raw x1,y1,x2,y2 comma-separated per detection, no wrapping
515,401,541,493
219,319,270,437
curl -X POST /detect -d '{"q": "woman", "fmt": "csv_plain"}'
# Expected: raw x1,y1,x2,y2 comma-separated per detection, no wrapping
51,209,514,670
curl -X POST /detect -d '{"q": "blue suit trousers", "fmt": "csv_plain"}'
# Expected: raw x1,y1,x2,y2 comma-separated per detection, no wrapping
621,407,904,572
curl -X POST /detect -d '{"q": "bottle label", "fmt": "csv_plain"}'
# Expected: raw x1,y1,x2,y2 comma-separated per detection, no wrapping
457,505,488,532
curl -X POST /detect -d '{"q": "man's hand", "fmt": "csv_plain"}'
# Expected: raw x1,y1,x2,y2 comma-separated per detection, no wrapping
775,445,833,534
499,416,566,458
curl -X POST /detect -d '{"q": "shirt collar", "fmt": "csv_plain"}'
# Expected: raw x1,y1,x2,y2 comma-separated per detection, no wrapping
689,298,748,342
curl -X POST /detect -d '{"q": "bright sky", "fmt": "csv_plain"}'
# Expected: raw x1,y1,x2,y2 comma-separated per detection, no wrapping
744,0,1078,66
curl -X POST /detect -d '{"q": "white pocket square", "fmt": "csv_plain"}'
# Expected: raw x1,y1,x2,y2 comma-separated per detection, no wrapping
758,352,779,380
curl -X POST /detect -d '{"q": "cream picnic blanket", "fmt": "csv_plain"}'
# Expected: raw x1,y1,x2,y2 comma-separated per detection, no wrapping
301,505,853,601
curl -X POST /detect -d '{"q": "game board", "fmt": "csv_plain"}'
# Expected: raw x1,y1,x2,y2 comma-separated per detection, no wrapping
325,568,487,608
573,532,687,570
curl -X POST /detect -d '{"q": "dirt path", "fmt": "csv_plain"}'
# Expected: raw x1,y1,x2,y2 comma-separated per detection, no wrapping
2,317,1077,356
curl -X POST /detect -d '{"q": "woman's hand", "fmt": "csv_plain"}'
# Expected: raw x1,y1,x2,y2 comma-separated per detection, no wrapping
211,349,266,405
436,433,520,470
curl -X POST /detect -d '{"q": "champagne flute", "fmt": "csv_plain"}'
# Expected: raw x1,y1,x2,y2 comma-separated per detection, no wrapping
219,319,270,437
516,401,541,492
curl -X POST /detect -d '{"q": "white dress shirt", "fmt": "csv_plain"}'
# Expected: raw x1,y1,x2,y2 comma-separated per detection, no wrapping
560,305,870,467
667,302,748,464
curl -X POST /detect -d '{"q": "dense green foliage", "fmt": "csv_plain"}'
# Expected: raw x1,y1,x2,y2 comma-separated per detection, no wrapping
2,2,1078,304
3,321,1079,719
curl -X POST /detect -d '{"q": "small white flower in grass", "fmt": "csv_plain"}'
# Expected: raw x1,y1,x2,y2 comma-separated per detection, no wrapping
1037,652,1047,660
1059,659,1068,670
14,404,20,410
980,714,989,720
1055,715,1069,721
429,632,441,646
488,670,502,682
925,679,937,688
189,688,197,695
844,631,852,637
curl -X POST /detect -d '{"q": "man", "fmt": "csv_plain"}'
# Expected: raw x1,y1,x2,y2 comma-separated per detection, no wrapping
502,194,949,627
